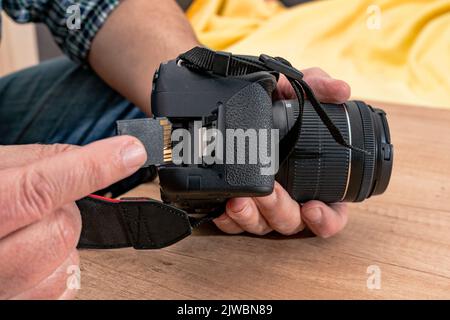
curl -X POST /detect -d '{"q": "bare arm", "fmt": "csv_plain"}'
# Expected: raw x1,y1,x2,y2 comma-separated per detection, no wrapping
89,0,199,114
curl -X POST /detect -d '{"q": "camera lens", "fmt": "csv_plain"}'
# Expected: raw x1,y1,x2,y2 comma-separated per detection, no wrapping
273,100,393,203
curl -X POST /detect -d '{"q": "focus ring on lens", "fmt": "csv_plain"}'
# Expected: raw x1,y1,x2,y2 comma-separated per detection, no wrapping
355,101,376,201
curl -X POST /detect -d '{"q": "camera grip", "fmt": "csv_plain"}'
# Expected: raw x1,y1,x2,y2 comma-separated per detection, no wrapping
224,82,275,190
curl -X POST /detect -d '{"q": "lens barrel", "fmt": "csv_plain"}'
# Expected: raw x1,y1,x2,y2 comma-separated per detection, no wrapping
273,100,393,203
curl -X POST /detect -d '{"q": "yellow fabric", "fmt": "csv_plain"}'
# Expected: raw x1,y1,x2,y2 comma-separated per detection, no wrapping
187,0,450,108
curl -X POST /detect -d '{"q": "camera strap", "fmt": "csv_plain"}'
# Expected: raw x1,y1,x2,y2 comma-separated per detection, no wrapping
76,46,366,251
178,46,368,162
76,195,196,249
77,191,226,249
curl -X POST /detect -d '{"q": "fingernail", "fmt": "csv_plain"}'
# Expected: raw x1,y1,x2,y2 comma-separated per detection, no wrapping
303,207,323,224
121,141,147,170
228,197,249,213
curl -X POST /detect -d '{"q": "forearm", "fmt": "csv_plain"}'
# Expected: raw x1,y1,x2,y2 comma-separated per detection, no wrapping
89,0,199,114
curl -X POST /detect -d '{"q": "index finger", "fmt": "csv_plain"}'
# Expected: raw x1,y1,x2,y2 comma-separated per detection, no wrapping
253,182,305,235
302,67,351,104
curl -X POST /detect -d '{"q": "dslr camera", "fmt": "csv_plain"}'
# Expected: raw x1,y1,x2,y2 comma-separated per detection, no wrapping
77,47,394,250
146,47,393,215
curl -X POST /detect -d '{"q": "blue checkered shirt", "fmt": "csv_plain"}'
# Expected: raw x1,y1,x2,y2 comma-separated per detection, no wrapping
0,0,120,62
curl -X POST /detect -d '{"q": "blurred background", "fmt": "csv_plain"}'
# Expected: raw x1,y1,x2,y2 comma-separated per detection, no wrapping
0,0,312,74
1,0,449,108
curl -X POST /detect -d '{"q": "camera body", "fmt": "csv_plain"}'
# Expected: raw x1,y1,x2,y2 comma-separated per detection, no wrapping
152,60,278,212
148,49,393,213
77,47,393,251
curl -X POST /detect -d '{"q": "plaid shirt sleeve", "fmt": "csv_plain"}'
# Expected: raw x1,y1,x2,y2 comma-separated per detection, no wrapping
2,0,120,63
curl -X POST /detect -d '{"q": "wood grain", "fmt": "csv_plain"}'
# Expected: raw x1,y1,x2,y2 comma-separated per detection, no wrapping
78,102,450,299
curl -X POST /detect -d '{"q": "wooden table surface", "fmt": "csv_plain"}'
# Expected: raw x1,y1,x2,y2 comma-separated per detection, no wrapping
78,101,450,299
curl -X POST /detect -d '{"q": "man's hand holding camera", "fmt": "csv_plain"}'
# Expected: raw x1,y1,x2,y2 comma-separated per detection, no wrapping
214,70,351,238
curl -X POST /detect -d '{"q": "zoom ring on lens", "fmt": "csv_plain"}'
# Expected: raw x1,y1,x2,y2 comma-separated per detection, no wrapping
289,103,351,203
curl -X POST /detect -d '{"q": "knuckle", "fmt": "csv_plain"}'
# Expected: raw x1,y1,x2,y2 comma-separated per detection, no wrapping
79,156,106,188
216,224,243,235
226,210,245,222
19,168,56,221
304,67,323,75
272,219,293,235
278,223,303,236
226,202,251,220
330,81,349,97
37,144,74,159
214,215,231,227
214,215,244,235
47,144,75,155
262,192,279,210
253,224,272,236
273,212,303,235
250,218,272,235
227,229,244,235
81,150,123,190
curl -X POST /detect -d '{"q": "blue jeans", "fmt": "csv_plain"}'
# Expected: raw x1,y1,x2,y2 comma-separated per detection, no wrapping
0,57,146,145
0,58,150,195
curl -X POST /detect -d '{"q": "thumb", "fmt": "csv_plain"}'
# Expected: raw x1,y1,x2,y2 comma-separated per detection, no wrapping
0,136,147,238
0,144,79,170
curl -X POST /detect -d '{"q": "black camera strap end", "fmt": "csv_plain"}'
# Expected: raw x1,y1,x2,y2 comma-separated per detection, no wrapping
212,51,232,76
76,195,193,250
259,52,368,155
259,54,304,81
76,194,225,250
